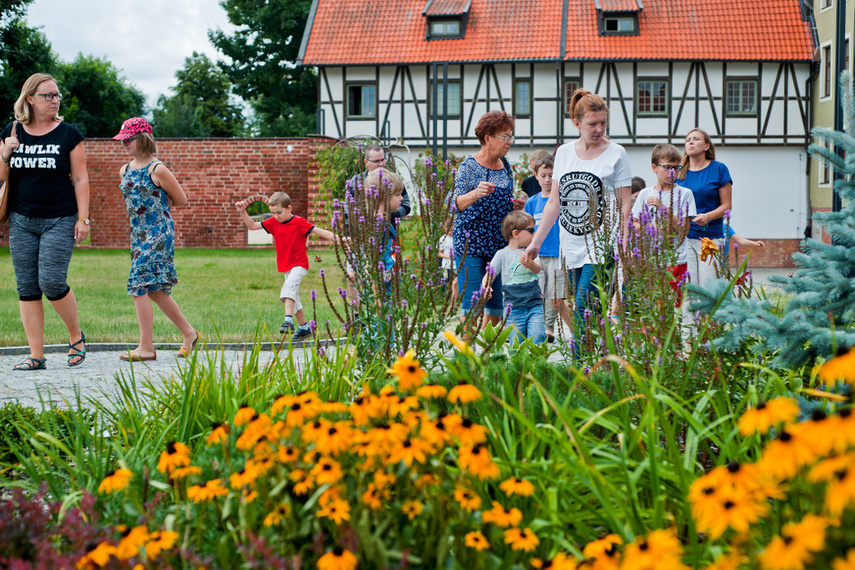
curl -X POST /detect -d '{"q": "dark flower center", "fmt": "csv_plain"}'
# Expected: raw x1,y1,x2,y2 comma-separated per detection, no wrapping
703,487,714,495
811,410,826,422
323,464,332,471
328,428,337,435
403,440,412,448
723,501,735,510
292,403,302,411
639,542,649,551
757,401,767,410
727,462,740,473
333,546,344,556
408,365,417,373
780,431,792,442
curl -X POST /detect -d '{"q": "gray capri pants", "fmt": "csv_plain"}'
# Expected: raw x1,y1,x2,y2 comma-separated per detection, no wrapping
8,212,77,302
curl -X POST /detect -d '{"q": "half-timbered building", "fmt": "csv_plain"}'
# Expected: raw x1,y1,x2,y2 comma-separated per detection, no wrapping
298,0,817,264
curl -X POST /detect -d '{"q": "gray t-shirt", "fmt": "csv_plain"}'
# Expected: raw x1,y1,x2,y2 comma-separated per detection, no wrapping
489,247,542,310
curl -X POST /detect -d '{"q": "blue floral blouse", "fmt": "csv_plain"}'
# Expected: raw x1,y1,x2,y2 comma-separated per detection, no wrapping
121,160,178,296
451,156,513,259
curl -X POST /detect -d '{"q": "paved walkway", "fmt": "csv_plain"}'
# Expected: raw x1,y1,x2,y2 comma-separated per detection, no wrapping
0,268,792,410
0,342,309,409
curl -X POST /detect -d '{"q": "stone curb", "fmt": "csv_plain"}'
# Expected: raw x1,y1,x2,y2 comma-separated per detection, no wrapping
0,339,336,357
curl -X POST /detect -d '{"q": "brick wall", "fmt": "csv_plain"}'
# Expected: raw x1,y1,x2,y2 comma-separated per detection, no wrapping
0,136,336,248
726,238,801,269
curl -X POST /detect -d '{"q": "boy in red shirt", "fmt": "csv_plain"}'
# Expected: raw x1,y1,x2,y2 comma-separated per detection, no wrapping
236,192,335,341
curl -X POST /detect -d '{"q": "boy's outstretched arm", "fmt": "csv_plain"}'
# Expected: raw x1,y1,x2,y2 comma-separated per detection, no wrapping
310,226,337,242
235,199,263,231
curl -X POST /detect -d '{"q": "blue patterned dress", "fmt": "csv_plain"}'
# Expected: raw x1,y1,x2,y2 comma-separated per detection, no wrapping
120,160,178,296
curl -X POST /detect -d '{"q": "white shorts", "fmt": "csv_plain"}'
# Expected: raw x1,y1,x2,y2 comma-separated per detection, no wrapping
538,256,567,301
280,266,308,312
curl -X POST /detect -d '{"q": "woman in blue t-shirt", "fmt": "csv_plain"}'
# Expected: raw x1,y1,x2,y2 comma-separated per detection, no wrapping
0,73,90,371
451,111,526,331
677,128,732,288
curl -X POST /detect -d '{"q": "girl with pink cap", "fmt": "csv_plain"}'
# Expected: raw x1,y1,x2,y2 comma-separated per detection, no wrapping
114,117,199,361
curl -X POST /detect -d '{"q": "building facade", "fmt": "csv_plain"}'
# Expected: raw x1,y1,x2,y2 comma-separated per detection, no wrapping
811,0,853,244
299,0,817,266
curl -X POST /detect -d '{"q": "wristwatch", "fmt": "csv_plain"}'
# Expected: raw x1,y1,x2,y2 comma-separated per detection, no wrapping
79,218,90,225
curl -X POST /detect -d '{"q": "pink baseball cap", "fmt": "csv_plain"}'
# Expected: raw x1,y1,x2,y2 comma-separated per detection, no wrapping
113,117,153,140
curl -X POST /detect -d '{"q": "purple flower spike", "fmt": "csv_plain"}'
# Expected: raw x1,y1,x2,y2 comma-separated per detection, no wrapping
319,269,325,277
311,289,317,301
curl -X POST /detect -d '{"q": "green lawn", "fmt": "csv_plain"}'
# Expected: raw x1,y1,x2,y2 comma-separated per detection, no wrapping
0,247,348,347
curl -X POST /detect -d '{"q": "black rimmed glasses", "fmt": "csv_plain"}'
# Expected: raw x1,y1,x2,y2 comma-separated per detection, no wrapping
522,227,536,234
36,93,63,102
365,157,386,164
656,163,682,172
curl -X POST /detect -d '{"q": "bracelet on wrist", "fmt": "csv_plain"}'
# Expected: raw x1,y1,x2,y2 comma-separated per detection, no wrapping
1,154,11,164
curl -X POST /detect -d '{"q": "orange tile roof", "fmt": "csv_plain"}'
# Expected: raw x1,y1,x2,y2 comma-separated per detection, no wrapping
423,0,472,16
300,0,814,65
596,0,641,12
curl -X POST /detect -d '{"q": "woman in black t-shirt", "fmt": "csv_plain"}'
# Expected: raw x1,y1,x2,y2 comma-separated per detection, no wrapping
0,73,90,371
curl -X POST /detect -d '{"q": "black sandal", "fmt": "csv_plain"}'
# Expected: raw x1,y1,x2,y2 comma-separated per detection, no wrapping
13,356,46,371
68,331,86,367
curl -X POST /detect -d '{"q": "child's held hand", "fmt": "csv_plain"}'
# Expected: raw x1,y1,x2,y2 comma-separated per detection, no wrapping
646,196,663,209
234,199,250,211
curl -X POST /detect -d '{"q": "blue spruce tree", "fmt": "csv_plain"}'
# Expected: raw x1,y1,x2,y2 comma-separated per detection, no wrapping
688,74,855,369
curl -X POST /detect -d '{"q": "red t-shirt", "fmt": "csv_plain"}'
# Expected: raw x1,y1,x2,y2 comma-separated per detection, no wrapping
262,215,315,272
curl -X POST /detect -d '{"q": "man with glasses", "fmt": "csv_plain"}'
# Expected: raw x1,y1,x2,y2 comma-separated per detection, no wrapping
351,144,410,220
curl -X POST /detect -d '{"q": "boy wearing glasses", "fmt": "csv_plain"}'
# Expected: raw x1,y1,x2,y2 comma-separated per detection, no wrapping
631,144,697,306
482,210,546,345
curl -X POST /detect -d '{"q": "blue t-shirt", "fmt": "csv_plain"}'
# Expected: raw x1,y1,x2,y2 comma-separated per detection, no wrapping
681,161,732,240
381,223,397,272
451,156,513,259
722,225,736,258
524,192,561,258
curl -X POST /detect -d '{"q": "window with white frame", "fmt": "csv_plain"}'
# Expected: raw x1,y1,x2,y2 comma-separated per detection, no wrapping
563,78,581,117
725,80,758,116
515,80,531,117
823,45,833,98
636,79,668,115
429,19,462,38
430,81,462,118
821,141,831,185
347,84,376,119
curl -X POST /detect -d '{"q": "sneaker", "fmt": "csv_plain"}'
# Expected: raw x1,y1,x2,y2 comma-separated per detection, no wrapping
292,327,312,342
279,320,294,334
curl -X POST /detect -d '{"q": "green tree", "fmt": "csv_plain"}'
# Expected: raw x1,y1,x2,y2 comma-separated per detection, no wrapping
209,0,316,136
53,54,145,137
689,74,855,369
153,52,244,137
0,17,57,123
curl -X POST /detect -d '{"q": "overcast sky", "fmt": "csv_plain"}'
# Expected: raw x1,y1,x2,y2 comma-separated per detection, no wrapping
25,0,238,110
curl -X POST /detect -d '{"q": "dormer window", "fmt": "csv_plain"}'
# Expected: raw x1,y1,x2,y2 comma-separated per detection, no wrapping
430,19,462,38
594,0,642,36
423,0,471,40
603,14,637,34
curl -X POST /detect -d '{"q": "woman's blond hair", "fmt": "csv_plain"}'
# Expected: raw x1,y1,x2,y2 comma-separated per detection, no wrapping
14,73,63,124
